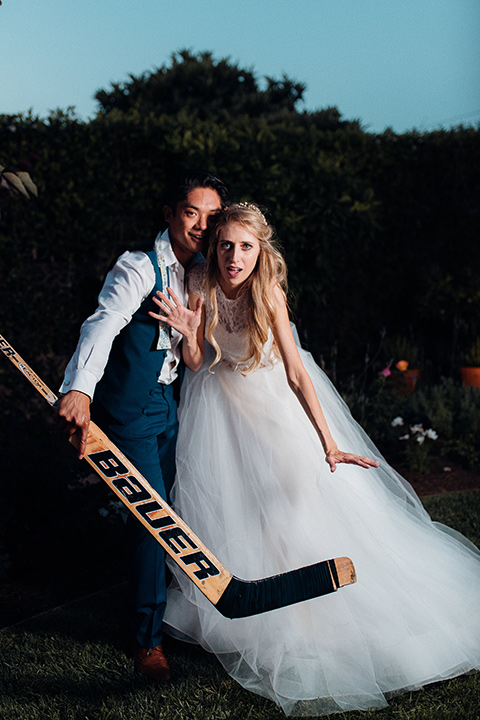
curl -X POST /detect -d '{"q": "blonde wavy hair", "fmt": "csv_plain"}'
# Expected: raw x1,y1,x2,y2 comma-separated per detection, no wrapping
205,202,288,374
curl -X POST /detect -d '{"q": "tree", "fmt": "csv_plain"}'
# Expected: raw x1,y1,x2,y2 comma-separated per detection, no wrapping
95,50,306,121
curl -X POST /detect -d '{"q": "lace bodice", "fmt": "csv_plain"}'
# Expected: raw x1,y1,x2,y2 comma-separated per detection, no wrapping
187,263,275,370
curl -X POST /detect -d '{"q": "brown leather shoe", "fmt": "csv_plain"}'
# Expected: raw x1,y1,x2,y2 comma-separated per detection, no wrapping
134,644,171,682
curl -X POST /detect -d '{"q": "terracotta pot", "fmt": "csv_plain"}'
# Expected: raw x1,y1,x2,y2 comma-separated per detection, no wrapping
394,368,420,395
460,367,480,387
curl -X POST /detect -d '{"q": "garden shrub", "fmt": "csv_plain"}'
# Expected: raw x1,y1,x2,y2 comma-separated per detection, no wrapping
410,378,480,470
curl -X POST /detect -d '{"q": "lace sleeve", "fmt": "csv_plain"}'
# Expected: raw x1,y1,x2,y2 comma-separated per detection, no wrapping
187,261,206,297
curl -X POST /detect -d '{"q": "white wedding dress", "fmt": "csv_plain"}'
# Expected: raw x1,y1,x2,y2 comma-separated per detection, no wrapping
163,263,480,716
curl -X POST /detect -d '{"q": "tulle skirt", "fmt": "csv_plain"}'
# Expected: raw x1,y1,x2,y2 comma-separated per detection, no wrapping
163,345,480,716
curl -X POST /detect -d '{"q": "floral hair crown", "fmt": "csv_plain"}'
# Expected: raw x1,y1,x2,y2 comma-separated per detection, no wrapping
236,201,269,226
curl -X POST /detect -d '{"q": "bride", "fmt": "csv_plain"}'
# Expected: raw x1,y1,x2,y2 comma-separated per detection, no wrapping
149,202,480,716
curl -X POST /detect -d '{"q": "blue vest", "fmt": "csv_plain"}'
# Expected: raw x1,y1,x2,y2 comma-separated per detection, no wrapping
95,249,167,423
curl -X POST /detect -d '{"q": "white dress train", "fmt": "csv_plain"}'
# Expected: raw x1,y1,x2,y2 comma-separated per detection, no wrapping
163,263,480,716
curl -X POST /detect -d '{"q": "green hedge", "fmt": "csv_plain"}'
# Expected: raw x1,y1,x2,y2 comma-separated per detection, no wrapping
2,110,478,379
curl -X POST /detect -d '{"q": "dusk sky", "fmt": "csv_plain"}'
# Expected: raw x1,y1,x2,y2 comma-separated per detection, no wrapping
2,0,479,133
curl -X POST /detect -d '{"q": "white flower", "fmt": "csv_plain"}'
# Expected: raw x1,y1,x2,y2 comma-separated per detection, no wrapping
425,428,438,440
410,424,424,434
399,434,410,441
416,435,426,445
391,416,404,427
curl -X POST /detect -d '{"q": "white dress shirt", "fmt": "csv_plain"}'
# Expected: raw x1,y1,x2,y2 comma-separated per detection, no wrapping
60,230,187,399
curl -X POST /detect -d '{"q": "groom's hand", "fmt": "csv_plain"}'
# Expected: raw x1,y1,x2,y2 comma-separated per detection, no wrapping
56,390,91,459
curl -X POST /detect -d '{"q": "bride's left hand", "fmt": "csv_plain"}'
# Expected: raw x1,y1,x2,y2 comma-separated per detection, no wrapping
148,287,204,338
325,449,379,473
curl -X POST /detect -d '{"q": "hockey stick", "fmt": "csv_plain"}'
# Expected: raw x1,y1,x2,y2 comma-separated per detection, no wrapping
0,334,356,618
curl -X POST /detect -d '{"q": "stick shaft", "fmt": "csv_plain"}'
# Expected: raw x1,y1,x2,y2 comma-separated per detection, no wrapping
0,337,58,406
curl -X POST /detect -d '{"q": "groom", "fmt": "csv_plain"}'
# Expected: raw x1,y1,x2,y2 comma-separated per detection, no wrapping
57,169,229,680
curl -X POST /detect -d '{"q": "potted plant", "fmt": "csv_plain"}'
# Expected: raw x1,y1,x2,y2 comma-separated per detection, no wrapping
460,338,480,387
383,336,421,395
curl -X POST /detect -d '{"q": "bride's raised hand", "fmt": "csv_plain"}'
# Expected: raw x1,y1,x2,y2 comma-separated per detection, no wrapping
149,287,204,339
325,448,379,473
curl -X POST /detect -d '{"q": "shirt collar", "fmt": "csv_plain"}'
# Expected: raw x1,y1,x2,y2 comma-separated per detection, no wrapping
158,229,179,270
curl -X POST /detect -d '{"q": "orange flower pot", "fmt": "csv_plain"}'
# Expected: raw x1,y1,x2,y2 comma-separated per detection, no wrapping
393,369,420,395
460,367,480,387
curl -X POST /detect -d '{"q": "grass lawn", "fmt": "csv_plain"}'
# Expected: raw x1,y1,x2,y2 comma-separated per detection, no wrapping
1,490,479,720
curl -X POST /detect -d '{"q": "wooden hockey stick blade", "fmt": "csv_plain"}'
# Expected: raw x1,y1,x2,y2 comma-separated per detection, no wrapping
0,334,357,617
215,555,356,618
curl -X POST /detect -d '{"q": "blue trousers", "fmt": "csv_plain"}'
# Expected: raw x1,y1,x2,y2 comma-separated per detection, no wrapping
93,382,178,648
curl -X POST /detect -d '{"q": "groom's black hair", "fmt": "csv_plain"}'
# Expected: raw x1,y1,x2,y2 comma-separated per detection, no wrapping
164,169,229,214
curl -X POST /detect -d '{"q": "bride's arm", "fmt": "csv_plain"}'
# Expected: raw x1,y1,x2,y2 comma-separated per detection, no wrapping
149,288,206,371
271,284,379,473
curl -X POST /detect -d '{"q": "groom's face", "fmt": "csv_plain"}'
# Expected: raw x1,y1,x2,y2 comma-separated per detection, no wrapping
165,187,223,266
